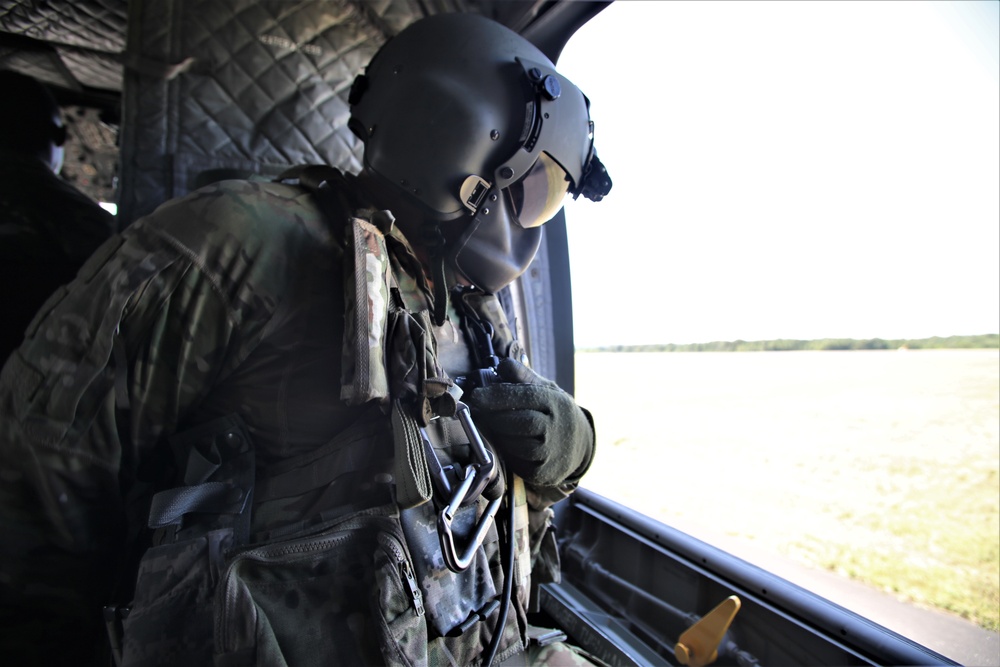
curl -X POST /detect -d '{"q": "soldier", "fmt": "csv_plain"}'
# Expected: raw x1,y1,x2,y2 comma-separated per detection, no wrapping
0,70,118,362
0,14,610,666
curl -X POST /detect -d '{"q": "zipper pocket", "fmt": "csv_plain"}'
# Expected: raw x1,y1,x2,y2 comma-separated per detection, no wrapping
379,532,425,617
215,528,359,652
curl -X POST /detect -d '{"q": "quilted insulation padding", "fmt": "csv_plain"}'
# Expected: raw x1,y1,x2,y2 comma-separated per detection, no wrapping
0,0,127,90
118,0,428,225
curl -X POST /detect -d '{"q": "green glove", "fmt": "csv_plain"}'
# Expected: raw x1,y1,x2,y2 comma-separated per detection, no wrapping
464,358,595,487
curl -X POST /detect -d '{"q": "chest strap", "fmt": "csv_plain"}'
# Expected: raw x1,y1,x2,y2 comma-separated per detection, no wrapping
286,167,516,532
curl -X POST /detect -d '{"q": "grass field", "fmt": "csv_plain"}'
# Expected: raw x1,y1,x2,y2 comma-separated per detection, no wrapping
572,349,1000,632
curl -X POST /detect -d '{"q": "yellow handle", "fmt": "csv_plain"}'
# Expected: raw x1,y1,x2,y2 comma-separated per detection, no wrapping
674,595,742,667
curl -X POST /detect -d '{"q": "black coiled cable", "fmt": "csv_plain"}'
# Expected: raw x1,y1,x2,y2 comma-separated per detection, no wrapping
482,466,516,667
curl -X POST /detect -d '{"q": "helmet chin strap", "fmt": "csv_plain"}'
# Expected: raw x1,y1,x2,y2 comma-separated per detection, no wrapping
423,224,451,327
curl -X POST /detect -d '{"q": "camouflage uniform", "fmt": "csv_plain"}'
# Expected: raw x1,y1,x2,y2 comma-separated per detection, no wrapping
0,151,118,361
0,174,589,665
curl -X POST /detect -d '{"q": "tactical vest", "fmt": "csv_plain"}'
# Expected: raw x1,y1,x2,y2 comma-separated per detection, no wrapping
107,169,535,667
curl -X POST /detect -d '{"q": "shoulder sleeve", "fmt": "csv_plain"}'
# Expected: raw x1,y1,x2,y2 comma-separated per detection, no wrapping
0,179,327,661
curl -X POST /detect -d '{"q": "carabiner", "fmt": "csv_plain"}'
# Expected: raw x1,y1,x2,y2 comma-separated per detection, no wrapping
433,402,502,572
455,402,497,501
438,465,503,572
420,404,498,504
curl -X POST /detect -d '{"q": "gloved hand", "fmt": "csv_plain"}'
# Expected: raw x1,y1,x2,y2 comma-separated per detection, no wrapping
463,358,595,487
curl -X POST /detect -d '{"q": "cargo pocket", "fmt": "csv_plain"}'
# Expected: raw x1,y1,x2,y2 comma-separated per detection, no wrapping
213,510,427,667
372,529,429,667
399,501,499,639
120,529,231,666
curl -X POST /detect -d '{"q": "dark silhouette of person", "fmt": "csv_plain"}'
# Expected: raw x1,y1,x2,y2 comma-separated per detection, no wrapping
0,70,118,361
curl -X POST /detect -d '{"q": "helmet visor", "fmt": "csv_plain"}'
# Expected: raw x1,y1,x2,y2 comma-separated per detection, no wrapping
505,152,571,229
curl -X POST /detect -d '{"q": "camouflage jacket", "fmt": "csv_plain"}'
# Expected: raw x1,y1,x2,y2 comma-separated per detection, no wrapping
0,174,585,665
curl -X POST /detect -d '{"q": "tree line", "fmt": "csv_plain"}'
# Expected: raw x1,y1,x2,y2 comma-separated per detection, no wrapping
582,334,1000,353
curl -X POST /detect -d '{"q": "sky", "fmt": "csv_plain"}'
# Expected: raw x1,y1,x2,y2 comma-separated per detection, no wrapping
557,0,1000,348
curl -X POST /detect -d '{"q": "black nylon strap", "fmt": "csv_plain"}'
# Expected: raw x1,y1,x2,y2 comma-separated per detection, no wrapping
424,225,449,327
182,442,222,485
276,165,358,248
147,481,248,529
112,330,131,411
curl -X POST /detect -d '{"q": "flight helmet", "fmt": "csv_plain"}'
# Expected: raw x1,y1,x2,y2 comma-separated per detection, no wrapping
348,13,611,294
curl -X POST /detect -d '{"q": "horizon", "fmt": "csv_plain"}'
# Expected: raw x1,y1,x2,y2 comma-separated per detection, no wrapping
577,332,1000,350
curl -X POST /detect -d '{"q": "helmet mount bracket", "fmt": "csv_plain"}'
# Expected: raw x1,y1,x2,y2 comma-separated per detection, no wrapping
460,175,491,214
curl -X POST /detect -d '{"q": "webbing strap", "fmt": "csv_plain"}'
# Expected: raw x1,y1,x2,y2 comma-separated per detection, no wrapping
391,399,433,509
286,170,491,511
182,442,222,485
147,482,248,529
112,329,131,411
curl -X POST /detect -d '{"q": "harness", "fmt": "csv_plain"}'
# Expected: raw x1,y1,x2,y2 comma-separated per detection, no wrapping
290,165,514,574
107,168,530,666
